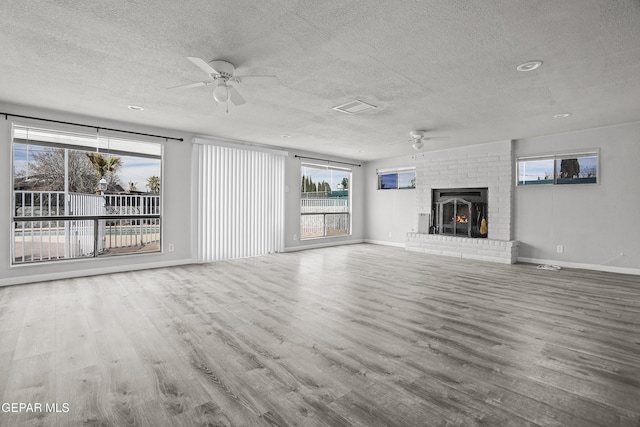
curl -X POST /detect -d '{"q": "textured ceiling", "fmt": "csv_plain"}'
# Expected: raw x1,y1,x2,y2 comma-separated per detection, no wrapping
1,0,639,160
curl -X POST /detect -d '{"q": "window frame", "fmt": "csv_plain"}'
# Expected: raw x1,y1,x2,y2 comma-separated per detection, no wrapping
300,162,352,240
516,150,599,186
11,123,164,265
377,167,416,190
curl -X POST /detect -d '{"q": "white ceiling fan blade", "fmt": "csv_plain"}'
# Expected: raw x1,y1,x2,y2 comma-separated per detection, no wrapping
388,140,407,146
388,135,450,146
187,57,220,75
167,81,209,90
234,75,279,85
228,86,246,106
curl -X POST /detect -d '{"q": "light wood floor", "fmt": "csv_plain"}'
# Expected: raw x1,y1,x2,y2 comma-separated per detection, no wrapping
1,244,639,426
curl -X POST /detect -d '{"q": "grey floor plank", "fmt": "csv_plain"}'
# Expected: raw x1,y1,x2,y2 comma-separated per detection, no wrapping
1,244,639,426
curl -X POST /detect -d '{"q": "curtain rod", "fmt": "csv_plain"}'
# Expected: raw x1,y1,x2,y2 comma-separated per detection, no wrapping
294,155,361,167
2,112,184,142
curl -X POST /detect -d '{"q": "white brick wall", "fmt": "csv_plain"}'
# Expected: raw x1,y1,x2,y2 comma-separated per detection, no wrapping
413,140,513,240
407,140,518,263
406,233,519,264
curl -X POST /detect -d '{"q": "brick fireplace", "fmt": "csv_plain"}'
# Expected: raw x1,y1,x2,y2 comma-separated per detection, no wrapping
406,140,519,264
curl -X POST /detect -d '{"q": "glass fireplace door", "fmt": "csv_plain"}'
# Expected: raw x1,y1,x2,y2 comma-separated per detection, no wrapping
436,198,473,237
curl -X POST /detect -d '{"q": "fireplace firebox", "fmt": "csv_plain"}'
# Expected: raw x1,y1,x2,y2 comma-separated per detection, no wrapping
431,188,488,238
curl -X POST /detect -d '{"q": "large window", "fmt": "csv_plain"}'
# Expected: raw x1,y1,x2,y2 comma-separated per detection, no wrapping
12,125,162,264
517,152,598,186
300,163,351,239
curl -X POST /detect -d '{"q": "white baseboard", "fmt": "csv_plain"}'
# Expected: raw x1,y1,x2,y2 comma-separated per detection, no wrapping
517,257,640,276
0,259,194,287
363,239,406,248
284,239,364,252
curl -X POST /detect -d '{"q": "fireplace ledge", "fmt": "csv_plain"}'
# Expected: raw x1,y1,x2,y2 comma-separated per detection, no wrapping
406,232,519,264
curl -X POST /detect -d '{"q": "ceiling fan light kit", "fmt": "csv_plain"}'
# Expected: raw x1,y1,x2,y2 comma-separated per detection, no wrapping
407,130,450,151
169,57,279,108
412,140,424,150
213,80,229,103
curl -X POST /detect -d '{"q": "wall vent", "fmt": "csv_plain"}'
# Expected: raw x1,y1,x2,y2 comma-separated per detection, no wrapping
332,99,377,115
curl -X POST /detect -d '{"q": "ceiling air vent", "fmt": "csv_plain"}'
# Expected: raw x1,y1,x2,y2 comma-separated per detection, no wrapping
332,99,377,115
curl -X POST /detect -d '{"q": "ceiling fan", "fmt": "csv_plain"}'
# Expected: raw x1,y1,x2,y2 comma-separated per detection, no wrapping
392,130,450,150
169,57,279,107
409,130,451,150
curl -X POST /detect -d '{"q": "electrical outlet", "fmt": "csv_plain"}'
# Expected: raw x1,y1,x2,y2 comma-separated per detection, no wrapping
293,234,298,241
168,244,175,252
388,231,392,237
556,245,564,253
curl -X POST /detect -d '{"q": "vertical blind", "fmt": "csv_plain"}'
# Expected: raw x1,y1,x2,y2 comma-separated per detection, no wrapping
195,141,286,262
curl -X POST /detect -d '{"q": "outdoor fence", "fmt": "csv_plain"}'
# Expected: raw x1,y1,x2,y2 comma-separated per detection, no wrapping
301,213,350,239
300,195,350,238
300,198,349,213
13,190,161,264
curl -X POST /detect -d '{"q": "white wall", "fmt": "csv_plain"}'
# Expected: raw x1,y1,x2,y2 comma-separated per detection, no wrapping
283,149,365,250
363,155,417,246
0,102,193,286
514,122,640,272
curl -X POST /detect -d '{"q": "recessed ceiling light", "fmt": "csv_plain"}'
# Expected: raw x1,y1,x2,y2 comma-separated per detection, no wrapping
280,134,291,138
516,60,543,72
128,105,145,111
553,113,572,118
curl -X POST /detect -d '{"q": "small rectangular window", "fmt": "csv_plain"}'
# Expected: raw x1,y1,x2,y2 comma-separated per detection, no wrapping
398,171,416,189
517,152,598,186
377,168,415,190
379,173,398,189
517,159,555,185
556,156,598,184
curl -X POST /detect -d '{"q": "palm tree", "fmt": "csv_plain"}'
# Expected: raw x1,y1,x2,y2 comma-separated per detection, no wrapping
86,153,123,191
86,153,123,178
146,175,161,195
128,181,138,192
